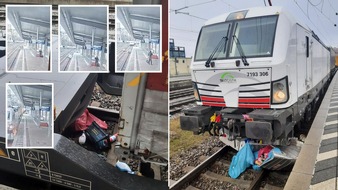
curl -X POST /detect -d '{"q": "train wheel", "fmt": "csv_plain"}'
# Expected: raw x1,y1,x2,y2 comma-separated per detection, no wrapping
207,122,215,136
304,104,312,124
213,124,220,136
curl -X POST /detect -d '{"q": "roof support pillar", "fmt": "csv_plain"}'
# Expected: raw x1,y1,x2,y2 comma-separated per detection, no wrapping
91,27,95,59
36,27,39,50
148,24,152,50
39,91,42,127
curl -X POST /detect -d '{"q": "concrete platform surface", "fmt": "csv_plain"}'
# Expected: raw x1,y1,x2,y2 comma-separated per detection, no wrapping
285,72,338,190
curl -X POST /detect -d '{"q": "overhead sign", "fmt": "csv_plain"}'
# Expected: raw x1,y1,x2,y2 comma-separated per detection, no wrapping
150,39,160,44
92,46,102,51
37,40,45,44
40,107,50,111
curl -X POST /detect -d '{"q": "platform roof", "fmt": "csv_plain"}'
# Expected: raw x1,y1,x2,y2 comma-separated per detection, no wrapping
117,6,160,41
60,7,108,47
7,6,50,41
10,85,52,107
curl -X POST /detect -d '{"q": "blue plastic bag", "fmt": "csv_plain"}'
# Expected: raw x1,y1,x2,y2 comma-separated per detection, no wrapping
229,143,254,178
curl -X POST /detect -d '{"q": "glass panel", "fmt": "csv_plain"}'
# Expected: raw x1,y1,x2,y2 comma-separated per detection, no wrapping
194,23,231,61
229,16,278,57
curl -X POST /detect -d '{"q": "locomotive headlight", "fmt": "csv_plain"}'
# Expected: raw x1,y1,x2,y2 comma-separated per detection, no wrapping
271,77,289,104
192,82,201,101
273,90,286,102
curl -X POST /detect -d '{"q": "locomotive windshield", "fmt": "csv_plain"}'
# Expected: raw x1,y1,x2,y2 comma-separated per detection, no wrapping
194,15,278,61
195,23,231,61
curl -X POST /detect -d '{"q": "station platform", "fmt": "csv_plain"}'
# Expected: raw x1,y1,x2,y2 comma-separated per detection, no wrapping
68,53,101,72
61,50,107,72
124,46,160,71
9,114,52,148
285,71,338,190
8,43,49,71
23,47,49,71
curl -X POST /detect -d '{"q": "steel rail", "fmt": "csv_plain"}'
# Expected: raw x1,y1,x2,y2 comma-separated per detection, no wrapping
169,145,230,190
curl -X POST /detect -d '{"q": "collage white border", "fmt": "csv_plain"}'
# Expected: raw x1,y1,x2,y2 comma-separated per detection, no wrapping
58,5,110,73
5,5,52,73
115,4,162,73
5,83,54,149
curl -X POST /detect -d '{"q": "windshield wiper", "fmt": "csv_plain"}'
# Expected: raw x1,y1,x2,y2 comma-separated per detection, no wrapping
205,25,230,68
232,23,249,66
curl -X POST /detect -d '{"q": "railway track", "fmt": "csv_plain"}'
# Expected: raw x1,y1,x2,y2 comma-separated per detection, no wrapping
170,145,269,190
169,77,195,114
169,81,195,115
7,44,21,71
60,55,72,71
117,45,133,71
170,96,195,115
60,49,75,71
170,88,194,100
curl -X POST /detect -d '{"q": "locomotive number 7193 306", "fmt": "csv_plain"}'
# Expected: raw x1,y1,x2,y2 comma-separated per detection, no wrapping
247,72,269,77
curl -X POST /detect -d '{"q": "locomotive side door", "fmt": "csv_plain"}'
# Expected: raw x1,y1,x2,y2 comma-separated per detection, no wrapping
305,33,312,90
296,25,308,97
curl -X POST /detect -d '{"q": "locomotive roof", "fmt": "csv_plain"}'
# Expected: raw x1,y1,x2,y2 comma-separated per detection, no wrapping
204,7,282,25
204,6,305,28
203,6,330,49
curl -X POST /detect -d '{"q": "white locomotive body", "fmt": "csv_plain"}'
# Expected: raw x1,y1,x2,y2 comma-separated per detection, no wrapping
181,7,336,146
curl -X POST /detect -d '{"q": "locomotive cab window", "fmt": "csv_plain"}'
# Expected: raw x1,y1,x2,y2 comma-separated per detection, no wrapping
195,23,231,61
229,16,278,58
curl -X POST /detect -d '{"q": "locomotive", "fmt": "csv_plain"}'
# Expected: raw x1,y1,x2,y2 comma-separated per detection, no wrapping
180,6,337,148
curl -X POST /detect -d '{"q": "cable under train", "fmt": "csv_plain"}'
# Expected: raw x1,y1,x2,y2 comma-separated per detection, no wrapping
181,6,337,149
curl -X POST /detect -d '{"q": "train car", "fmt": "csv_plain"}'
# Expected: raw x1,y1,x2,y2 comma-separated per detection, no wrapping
181,7,335,148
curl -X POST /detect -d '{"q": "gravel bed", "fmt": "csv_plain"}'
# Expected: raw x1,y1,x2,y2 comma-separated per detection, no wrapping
161,165,168,181
189,175,245,190
170,137,224,181
170,102,197,119
123,155,168,181
90,83,121,111
209,152,256,181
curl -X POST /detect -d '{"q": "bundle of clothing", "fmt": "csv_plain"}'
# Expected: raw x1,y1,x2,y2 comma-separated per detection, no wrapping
229,143,282,178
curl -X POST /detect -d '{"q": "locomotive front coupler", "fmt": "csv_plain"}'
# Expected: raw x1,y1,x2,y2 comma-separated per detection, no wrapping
218,108,294,146
218,108,251,140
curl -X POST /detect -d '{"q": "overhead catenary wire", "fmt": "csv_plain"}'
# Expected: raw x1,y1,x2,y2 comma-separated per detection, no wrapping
170,26,199,33
219,0,238,10
170,0,213,21
311,1,335,35
321,0,324,12
308,0,323,7
327,0,338,14
307,0,336,25
307,1,310,18
170,0,216,13
293,0,330,44
171,11,207,20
